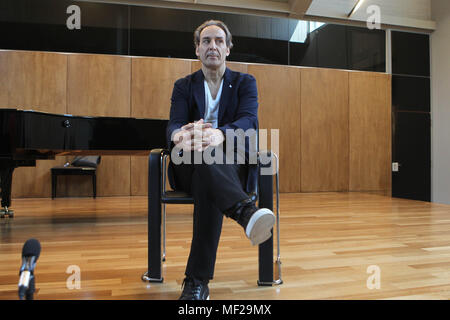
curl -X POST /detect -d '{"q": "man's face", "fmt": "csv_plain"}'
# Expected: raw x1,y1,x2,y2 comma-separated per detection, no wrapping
196,25,230,69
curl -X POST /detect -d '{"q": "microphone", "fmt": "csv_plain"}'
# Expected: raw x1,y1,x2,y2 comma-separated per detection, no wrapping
18,238,41,300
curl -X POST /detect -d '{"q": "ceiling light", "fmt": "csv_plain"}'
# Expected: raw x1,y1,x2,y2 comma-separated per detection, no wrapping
348,0,366,18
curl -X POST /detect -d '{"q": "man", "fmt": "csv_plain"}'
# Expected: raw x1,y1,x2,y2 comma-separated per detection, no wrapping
166,20,275,300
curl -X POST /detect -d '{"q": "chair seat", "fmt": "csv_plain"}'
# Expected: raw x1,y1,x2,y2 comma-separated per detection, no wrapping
161,191,193,204
161,190,257,205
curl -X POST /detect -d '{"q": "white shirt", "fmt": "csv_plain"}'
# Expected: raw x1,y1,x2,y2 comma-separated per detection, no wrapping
203,79,223,129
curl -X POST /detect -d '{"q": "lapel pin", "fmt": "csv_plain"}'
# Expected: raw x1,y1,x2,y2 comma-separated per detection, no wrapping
229,84,232,88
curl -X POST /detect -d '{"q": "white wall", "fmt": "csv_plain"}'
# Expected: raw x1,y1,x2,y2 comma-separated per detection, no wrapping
431,0,450,204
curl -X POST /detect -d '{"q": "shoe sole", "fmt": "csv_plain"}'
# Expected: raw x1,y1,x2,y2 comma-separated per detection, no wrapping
245,208,275,246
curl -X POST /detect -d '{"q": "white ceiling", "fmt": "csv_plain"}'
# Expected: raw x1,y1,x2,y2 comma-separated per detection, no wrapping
308,0,431,20
77,0,436,31
306,0,435,30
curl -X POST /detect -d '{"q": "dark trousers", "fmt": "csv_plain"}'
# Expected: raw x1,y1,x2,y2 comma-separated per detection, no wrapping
172,151,250,280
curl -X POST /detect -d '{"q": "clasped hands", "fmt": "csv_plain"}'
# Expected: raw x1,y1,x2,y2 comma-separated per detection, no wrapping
172,119,225,152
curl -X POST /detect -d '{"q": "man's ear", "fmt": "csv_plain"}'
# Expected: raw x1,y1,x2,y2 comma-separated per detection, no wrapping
195,45,200,58
226,47,230,57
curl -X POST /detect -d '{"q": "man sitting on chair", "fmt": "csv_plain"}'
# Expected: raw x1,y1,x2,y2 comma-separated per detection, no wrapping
167,20,275,300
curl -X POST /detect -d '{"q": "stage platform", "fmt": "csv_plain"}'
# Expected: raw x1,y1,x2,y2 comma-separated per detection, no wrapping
1,192,450,300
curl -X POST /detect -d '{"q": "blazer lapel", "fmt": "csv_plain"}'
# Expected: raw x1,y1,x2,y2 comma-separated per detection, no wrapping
218,67,232,123
192,70,205,119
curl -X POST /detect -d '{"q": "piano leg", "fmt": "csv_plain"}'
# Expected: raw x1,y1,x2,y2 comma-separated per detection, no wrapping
0,161,15,218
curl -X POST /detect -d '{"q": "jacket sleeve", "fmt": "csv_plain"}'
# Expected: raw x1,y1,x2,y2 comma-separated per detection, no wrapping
166,78,190,150
217,74,259,162
217,74,258,135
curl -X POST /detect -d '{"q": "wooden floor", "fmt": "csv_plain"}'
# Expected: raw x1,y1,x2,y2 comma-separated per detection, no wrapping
1,192,450,300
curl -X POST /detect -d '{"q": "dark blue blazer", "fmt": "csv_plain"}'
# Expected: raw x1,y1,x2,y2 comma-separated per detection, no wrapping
166,67,259,193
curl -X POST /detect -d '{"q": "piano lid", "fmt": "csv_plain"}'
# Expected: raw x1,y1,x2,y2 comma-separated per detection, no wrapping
0,108,169,157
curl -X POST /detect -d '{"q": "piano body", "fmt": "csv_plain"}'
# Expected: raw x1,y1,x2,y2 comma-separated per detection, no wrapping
0,108,168,216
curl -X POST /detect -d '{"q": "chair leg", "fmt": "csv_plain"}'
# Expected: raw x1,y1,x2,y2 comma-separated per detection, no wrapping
257,151,282,286
273,153,282,285
143,197,164,283
257,153,274,286
142,149,164,283
162,203,166,262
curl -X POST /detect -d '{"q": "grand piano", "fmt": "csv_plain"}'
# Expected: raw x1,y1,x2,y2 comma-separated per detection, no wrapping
0,108,168,216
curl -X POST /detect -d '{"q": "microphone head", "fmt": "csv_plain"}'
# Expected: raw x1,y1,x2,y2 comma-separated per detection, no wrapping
22,239,41,259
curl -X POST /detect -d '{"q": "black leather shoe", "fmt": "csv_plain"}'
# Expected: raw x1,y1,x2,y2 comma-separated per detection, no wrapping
179,277,210,300
223,193,257,222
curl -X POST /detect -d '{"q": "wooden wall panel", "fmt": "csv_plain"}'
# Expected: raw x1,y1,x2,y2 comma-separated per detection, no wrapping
2,50,392,198
191,60,248,74
0,51,67,113
97,156,132,197
386,75,392,195
0,51,68,198
132,57,192,119
67,54,131,117
248,64,301,192
349,72,391,193
130,57,192,195
0,52,8,108
130,157,148,196
66,54,132,196
301,68,349,192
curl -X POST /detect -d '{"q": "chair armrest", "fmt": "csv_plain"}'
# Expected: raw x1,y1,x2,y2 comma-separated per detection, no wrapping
257,150,279,177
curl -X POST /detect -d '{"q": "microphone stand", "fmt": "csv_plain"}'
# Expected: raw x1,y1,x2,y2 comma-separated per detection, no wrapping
25,275,35,300
18,273,35,300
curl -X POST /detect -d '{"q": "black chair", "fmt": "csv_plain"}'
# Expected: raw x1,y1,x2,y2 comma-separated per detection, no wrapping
51,156,101,199
142,142,282,286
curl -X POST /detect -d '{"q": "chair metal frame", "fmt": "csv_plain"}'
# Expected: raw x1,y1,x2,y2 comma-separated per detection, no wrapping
142,148,282,286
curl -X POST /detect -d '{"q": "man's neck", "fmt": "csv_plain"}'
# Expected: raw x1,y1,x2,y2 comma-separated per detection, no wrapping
202,63,226,84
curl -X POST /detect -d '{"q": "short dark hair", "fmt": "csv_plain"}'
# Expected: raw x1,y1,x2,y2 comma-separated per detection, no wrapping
194,20,233,49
